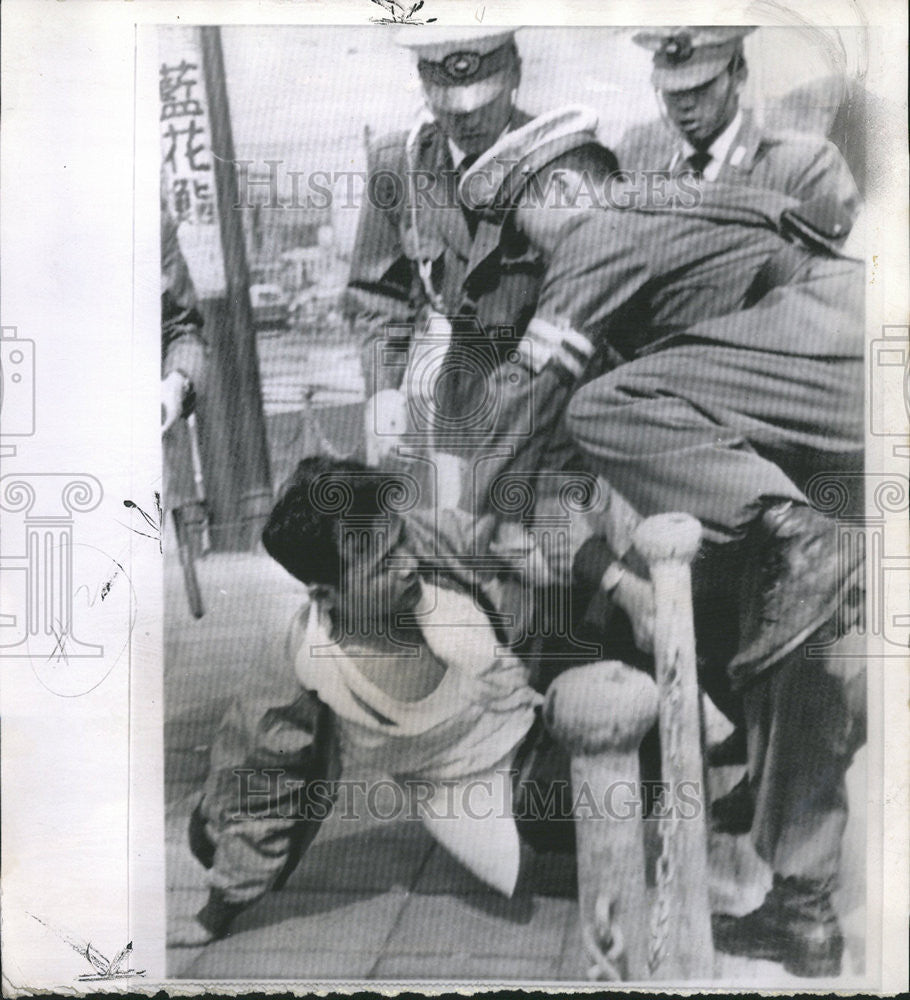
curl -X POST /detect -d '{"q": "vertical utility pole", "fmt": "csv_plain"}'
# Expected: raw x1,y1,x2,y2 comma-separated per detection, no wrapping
198,26,273,549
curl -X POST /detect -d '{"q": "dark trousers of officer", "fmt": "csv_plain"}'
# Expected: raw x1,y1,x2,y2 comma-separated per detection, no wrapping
566,342,864,545
566,339,866,885
742,621,865,884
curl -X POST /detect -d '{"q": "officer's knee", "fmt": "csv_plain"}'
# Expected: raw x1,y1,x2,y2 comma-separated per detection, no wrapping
567,377,623,442
566,381,593,436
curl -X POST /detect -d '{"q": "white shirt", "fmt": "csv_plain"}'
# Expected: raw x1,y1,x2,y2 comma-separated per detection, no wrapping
670,109,744,182
292,581,540,897
448,137,471,170
293,581,540,781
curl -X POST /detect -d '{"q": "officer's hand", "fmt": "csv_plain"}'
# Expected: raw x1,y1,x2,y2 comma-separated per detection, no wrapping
489,524,559,587
364,388,407,465
167,914,218,948
490,522,539,574
161,371,189,434
612,569,655,654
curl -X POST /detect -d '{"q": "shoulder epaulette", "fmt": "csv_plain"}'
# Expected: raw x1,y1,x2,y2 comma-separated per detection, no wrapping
759,128,833,153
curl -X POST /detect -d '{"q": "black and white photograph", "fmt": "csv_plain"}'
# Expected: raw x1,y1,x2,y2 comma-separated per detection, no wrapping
1,1,908,994
160,18,887,986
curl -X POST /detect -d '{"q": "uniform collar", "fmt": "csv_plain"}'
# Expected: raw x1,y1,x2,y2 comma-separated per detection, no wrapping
676,108,744,180
407,112,537,280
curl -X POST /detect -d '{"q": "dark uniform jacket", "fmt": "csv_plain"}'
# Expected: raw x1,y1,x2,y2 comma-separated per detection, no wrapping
535,185,861,360
616,111,859,211
343,114,546,412
477,184,863,507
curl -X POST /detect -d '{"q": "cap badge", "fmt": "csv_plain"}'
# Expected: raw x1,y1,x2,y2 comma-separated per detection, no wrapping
661,33,694,65
443,51,481,79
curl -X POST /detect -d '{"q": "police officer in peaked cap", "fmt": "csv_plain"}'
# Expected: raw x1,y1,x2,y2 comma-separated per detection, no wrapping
398,27,522,155
617,26,859,214
344,28,552,469
637,26,755,157
617,19,859,819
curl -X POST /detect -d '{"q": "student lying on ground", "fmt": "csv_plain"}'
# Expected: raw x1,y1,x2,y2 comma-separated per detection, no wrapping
169,455,646,947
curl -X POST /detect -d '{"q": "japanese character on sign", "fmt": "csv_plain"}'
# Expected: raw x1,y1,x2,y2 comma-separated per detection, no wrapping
171,178,192,222
193,180,215,223
160,61,204,121
162,118,211,174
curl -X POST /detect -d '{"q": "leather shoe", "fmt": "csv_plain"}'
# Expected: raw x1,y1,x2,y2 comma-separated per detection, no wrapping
707,727,747,767
713,875,844,977
710,774,754,835
729,502,858,686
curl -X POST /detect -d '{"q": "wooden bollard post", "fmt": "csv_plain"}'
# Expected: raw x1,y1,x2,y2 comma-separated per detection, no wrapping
544,660,659,980
632,512,714,980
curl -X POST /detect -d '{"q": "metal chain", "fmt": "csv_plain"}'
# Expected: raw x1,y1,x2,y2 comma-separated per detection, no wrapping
582,892,626,981
648,645,684,974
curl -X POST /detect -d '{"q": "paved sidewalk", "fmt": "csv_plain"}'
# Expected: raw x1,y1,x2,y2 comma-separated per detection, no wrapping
164,550,867,985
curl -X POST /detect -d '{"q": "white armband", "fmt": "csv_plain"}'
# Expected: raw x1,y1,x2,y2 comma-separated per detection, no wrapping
525,316,594,379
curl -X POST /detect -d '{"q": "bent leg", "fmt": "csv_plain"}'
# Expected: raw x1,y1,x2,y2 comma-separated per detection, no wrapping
566,345,862,543
201,690,338,902
177,683,340,944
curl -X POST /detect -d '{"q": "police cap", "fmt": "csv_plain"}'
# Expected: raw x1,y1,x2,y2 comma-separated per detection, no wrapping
633,26,756,92
398,27,520,113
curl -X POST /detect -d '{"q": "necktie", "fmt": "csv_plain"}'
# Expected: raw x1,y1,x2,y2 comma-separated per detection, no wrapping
457,154,481,237
679,149,712,179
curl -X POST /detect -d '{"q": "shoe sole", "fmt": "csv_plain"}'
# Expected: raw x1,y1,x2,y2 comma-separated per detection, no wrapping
714,922,843,978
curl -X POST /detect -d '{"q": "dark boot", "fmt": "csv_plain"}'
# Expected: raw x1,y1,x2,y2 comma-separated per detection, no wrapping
196,888,248,940
729,502,857,687
710,774,754,834
712,874,844,977
707,726,748,767
188,798,215,869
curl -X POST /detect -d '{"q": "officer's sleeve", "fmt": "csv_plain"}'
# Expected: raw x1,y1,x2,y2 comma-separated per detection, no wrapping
472,360,578,518
533,211,651,340
467,212,650,509
342,136,418,394
780,137,860,243
161,209,207,391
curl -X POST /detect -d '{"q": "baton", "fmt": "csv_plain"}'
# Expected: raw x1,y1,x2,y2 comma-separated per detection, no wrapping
172,506,204,619
186,412,211,554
